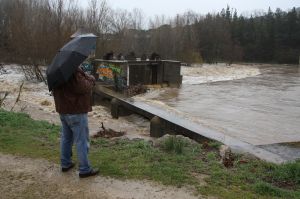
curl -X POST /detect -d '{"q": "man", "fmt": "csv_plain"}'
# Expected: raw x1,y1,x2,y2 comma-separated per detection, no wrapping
53,66,99,178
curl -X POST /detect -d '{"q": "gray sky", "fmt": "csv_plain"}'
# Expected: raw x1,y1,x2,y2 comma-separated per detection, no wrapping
81,0,299,17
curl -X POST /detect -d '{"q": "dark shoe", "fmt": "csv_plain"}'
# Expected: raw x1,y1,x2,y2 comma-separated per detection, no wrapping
61,163,75,172
79,168,99,178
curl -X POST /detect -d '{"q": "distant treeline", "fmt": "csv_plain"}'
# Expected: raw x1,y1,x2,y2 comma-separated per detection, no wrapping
0,0,299,65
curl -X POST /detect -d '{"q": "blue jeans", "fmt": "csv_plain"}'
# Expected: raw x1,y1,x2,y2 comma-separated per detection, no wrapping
59,113,91,174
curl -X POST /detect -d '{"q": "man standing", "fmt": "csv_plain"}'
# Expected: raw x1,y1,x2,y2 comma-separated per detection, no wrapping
53,67,99,178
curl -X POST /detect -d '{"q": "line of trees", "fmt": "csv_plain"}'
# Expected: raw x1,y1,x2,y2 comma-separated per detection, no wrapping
0,0,299,65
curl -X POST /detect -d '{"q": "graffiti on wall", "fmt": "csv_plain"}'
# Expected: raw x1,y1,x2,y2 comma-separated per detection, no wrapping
97,64,122,81
98,66,114,79
96,64,126,91
81,62,93,74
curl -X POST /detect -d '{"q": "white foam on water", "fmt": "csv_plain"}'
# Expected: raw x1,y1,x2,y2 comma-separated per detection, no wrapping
181,64,261,85
0,64,55,112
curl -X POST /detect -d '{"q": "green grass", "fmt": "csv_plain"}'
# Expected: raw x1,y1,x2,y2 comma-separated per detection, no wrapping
0,109,60,161
162,136,186,154
0,109,300,198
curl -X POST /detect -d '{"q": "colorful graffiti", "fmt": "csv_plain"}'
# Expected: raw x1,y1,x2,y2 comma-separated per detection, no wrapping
81,62,93,75
96,64,126,91
97,64,121,80
81,56,94,72
97,66,114,79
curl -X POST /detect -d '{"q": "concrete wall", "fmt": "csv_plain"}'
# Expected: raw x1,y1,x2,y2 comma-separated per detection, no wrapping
162,61,182,87
128,60,182,87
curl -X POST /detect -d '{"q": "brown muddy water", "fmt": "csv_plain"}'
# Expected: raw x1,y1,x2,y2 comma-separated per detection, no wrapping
139,64,300,161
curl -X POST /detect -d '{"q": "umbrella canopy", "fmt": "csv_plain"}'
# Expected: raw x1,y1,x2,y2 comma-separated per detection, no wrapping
46,35,97,91
70,28,95,38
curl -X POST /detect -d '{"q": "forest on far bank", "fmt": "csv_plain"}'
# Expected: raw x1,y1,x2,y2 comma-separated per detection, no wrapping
0,0,299,65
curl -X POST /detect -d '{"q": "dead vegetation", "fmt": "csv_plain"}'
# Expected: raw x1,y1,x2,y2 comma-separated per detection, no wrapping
219,145,234,168
92,122,126,138
40,100,52,106
21,65,46,84
10,81,24,111
124,84,148,97
0,91,9,108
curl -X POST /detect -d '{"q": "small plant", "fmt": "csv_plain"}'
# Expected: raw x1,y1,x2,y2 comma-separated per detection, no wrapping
208,141,222,149
164,136,175,151
134,141,152,150
163,136,185,154
206,152,217,161
174,139,184,154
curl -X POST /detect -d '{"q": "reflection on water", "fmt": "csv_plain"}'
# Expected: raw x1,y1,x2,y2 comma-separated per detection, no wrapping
142,65,300,146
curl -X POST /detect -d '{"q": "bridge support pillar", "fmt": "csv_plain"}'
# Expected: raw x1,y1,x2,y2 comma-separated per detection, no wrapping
150,116,165,137
111,98,119,119
111,98,133,119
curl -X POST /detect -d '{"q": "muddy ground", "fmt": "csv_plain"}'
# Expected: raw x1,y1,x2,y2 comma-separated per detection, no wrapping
0,153,203,199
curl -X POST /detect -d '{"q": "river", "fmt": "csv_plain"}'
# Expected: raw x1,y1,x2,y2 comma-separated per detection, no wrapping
138,64,300,151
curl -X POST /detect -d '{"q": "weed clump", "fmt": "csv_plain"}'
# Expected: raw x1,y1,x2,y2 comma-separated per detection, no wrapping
162,136,186,154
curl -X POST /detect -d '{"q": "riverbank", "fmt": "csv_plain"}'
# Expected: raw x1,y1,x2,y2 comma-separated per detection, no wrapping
1,109,300,198
1,64,300,198
0,64,150,140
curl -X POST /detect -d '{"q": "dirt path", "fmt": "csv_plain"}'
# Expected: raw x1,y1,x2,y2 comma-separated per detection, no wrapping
0,153,202,199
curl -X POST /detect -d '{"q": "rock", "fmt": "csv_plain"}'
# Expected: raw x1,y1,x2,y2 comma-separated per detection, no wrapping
219,145,230,158
152,134,172,147
175,135,198,145
153,134,198,147
219,145,234,167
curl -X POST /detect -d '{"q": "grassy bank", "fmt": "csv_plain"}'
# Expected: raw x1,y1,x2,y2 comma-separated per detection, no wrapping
0,109,299,198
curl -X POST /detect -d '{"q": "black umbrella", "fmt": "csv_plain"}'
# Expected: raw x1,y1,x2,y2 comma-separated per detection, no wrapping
46,34,97,91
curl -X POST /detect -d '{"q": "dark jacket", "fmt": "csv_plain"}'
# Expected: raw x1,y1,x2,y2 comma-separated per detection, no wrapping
53,68,95,114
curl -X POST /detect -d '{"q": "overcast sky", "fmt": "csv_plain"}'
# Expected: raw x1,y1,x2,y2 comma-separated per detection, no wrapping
81,0,299,17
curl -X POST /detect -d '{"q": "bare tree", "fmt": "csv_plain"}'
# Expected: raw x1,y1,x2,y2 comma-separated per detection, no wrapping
110,9,131,34
148,14,169,29
129,8,145,30
86,0,111,33
86,0,112,56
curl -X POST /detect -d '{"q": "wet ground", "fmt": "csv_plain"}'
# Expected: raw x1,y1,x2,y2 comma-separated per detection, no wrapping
0,153,201,199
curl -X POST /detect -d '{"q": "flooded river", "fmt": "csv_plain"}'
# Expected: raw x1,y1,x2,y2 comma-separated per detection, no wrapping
140,64,300,147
